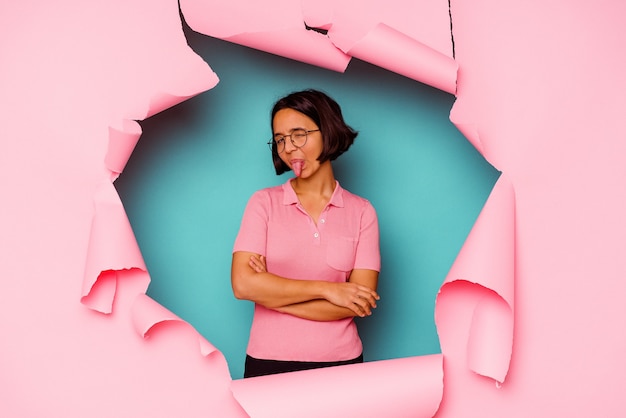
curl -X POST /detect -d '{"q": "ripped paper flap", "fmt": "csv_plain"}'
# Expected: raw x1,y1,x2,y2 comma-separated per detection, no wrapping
436,174,515,383
82,181,147,313
231,354,443,418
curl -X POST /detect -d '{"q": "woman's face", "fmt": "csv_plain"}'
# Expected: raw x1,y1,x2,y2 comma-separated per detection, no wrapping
272,108,325,178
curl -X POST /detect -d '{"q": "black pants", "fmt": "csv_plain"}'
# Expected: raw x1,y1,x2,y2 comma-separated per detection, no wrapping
244,353,363,378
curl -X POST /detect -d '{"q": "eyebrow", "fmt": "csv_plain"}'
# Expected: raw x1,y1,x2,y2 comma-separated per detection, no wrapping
273,127,307,136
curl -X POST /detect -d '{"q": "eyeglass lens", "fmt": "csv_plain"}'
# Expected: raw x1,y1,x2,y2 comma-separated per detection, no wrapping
271,129,308,153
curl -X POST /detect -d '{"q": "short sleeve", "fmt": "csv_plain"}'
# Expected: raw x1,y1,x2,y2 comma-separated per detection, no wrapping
232,190,269,256
353,201,381,271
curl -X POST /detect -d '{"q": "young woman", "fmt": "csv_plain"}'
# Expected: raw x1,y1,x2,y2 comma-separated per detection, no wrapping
231,89,381,378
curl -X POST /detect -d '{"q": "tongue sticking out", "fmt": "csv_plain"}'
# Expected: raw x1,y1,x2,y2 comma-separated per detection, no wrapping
292,160,303,177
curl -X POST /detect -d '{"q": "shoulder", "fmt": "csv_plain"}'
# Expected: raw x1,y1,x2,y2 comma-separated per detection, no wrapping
340,186,375,211
338,186,377,222
249,183,283,199
246,183,287,208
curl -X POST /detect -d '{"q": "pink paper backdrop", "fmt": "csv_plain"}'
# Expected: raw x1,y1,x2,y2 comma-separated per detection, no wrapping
1,0,624,417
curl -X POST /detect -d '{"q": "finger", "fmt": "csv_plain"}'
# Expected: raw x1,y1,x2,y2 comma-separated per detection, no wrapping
354,297,372,316
256,256,267,269
356,291,377,309
248,258,264,273
345,301,361,317
351,302,366,317
356,285,380,300
248,262,259,273
346,296,366,317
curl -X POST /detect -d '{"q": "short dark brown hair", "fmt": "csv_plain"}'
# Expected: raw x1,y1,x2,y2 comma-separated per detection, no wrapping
269,89,358,175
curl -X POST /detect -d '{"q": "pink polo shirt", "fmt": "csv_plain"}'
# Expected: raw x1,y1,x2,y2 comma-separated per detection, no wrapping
233,179,380,362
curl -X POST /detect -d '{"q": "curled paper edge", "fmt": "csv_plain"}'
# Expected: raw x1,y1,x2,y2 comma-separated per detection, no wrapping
449,119,485,157
141,61,219,120
436,174,515,383
105,120,142,176
442,174,515,304
81,181,147,313
80,269,118,314
224,29,351,73
231,354,443,418
338,23,458,95
437,280,513,384
131,294,215,354
467,291,513,384
143,79,217,119
180,0,350,73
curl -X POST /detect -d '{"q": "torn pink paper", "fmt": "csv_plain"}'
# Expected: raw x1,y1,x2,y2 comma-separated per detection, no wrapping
105,121,142,178
314,0,457,93
306,0,454,58
142,77,219,120
132,293,219,358
85,56,219,312
442,175,514,305
0,0,507,416
4,0,626,416
181,0,456,91
448,117,485,157
81,181,147,313
340,23,458,94
1,1,247,416
226,29,351,72
436,174,515,384
80,269,119,314
231,354,443,418
180,0,351,72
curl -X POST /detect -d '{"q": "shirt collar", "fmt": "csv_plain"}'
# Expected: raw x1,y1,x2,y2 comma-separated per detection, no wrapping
282,178,345,208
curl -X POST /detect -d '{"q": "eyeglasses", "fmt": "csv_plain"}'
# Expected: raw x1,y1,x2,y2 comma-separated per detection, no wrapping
267,129,320,154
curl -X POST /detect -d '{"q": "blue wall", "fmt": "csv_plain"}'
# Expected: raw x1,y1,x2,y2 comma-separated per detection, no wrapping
115,26,500,379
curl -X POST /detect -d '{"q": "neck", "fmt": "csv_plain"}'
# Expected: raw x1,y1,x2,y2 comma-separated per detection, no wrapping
292,161,336,197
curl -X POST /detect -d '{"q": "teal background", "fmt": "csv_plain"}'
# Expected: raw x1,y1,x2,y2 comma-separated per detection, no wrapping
115,25,500,379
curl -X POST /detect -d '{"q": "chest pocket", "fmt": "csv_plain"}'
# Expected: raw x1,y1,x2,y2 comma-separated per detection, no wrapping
326,235,357,272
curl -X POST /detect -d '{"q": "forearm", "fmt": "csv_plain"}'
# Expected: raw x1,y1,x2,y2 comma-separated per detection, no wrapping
234,271,329,309
275,299,364,321
232,252,379,316
275,269,381,321
233,251,330,308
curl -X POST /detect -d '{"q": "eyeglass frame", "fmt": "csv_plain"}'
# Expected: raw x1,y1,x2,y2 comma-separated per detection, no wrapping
267,129,320,154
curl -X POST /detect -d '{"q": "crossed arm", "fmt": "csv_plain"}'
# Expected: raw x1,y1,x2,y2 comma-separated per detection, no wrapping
231,251,379,321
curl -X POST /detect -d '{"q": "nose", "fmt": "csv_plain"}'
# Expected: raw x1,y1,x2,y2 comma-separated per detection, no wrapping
283,137,298,153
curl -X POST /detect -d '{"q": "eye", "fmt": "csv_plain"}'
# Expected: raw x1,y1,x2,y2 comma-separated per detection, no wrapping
292,130,307,139
274,136,285,145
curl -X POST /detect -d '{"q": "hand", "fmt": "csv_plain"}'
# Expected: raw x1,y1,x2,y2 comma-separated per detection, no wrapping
324,282,379,317
248,254,267,273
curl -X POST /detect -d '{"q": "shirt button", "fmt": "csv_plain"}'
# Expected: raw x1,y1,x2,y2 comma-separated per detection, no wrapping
314,232,319,238
320,219,325,224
